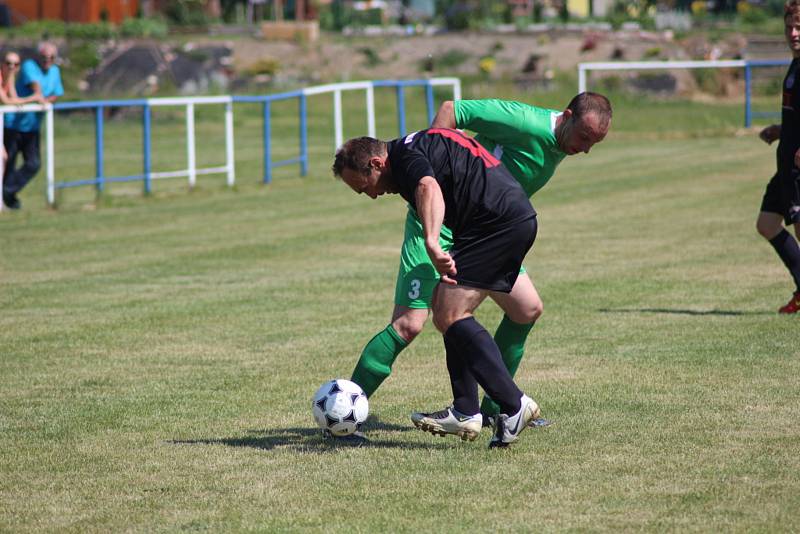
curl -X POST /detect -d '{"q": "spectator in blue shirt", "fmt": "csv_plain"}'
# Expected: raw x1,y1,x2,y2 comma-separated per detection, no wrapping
2,42,63,210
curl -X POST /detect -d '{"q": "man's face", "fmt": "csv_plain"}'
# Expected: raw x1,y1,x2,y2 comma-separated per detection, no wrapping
340,158,393,199
558,111,608,156
786,13,800,56
39,45,57,70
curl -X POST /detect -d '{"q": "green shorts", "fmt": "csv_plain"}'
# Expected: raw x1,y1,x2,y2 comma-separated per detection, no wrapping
394,208,526,308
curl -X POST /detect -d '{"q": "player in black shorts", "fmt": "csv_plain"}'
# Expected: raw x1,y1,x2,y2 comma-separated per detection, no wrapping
757,0,800,314
333,130,540,448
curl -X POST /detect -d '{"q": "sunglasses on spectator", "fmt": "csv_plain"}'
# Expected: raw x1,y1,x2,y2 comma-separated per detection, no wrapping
4,61,19,67
43,55,56,60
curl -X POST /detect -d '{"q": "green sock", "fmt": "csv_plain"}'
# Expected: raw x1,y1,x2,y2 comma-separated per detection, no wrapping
350,325,408,398
480,315,535,417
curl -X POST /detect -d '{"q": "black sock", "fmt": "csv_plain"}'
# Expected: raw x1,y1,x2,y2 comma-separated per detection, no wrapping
444,317,522,415
444,335,479,415
769,229,800,293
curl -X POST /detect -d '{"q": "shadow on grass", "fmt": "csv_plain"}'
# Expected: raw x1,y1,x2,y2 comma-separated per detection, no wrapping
169,417,450,453
597,307,772,316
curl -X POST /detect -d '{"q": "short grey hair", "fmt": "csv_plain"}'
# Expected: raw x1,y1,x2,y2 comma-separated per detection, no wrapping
38,41,57,56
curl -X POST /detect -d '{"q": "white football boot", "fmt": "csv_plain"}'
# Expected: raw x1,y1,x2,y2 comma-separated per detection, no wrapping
488,394,540,449
410,406,483,442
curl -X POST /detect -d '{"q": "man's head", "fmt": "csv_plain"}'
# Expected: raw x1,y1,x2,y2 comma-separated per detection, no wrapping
2,51,21,74
37,42,58,71
786,0,800,57
332,137,396,199
556,92,612,155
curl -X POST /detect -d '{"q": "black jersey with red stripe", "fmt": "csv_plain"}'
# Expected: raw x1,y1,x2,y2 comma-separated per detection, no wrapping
387,128,535,237
778,58,800,174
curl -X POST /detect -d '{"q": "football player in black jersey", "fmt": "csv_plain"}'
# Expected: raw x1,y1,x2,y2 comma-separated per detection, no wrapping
756,0,800,313
333,131,541,448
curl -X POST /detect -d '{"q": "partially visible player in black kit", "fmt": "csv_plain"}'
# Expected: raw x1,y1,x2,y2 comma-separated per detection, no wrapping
757,0,800,313
333,129,541,448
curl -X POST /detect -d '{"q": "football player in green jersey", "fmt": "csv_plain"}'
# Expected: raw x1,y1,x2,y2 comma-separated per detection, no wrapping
349,93,611,432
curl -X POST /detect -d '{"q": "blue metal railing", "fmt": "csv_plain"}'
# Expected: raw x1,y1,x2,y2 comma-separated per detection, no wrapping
1,78,462,207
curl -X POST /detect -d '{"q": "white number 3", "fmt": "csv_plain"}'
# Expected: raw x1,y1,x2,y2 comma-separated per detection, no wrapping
408,279,421,299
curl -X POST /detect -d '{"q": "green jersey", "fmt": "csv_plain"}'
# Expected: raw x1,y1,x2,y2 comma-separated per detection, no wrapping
454,99,566,198
396,99,560,307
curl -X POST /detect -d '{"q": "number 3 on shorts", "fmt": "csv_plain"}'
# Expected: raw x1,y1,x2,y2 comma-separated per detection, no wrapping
408,279,421,299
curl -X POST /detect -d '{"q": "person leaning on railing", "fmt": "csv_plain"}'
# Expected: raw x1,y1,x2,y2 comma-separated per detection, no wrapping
2,42,62,210
1,50,46,181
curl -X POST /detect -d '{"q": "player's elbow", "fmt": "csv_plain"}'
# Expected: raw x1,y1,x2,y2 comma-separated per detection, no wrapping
431,101,456,129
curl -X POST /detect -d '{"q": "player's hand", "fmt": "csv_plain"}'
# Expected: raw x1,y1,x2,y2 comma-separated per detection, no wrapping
759,124,780,144
425,241,457,285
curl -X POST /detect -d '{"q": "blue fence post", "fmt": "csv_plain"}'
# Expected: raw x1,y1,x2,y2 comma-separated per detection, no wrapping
263,100,272,184
396,84,406,137
299,93,308,177
744,62,752,128
425,83,435,125
142,104,152,194
95,105,105,193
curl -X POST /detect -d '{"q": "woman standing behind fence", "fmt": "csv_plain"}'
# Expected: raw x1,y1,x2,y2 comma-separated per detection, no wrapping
0,51,45,107
2,43,60,210
1,51,45,178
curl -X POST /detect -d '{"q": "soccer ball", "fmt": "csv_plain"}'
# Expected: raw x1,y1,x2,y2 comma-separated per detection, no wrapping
311,379,369,436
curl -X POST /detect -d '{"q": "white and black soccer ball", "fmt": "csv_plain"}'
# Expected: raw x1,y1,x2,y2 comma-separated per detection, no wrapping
311,379,369,436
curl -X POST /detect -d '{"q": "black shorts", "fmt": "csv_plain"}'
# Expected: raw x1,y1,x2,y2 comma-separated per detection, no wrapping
451,214,538,293
761,171,800,225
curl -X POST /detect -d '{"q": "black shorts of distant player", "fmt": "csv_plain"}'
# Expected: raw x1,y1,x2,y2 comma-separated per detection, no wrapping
761,170,800,225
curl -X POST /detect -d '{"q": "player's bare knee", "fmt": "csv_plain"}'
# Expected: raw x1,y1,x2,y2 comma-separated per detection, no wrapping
392,316,426,342
507,296,543,324
529,300,544,322
756,218,779,240
431,309,459,333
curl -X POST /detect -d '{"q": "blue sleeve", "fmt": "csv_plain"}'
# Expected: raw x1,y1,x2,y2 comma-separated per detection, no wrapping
50,67,64,97
19,60,42,88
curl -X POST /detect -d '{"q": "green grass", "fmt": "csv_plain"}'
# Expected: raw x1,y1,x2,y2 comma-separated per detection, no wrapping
1,89,799,532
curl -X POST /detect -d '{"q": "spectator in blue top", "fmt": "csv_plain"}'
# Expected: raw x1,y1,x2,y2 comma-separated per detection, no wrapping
2,42,63,210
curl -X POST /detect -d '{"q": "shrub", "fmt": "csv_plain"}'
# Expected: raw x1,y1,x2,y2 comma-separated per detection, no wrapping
359,47,382,68
164,0,208,26
120,17,169,38
10,19,68,38
434,49,470,69
245,57,281,76
65,22,116,40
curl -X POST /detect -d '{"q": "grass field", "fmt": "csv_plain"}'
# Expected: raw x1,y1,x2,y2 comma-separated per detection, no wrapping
1,87,799,532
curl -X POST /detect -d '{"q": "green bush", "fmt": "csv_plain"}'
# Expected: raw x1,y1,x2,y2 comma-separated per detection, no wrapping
318,3,352,31
8,19,68,38
739,5,769,25
164,0,208,26
65,22,116,40
245,57,281,76
359,47,382,68
120,17,169,38
349,7,384,26
67,42,101,71
432,49,470,70
2,20,122,40
692,68,723,94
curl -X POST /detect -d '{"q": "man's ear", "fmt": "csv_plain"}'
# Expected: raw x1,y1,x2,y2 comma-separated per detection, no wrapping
369,156,384,170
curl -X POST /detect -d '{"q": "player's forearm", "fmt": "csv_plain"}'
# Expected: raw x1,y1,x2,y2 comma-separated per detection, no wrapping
430,101,456,129
415,176,445,247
